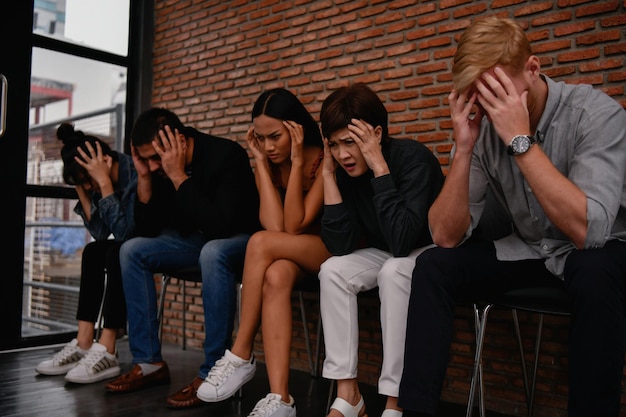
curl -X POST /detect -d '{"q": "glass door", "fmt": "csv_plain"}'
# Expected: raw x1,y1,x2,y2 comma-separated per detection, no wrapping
0,0,149,350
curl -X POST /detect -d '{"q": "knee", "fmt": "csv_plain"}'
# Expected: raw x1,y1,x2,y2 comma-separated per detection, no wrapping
82,240,101,259
565,249,622,303
411,247,456,292
199,239,223,264
200,240,242,285
378,258,412,294
245,231,270,258
263,264,295,294
318,256,344,284
119,238,141,263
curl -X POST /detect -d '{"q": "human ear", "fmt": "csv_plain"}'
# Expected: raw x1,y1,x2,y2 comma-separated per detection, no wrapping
374,126,383,144
526,55,541,79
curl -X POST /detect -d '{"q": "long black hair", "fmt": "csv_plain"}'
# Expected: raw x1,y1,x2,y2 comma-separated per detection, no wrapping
251,88,322,147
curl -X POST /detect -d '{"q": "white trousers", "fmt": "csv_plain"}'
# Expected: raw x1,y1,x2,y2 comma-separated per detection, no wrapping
319,245,433,396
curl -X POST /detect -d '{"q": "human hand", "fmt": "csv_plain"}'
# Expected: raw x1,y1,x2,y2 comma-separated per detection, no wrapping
246,126,266,163
347,118,388,176
131,145,151,178
154,125,187,182
448,88,483,155
75,141,112,189
322,137,337,179
475,67,530,145
283,120,304,164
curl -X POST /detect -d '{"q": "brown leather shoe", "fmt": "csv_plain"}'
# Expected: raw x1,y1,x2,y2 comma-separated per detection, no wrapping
165,376,205,409
105,362,170,393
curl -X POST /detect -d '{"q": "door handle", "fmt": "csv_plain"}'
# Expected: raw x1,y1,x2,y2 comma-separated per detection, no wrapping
0,74,6,138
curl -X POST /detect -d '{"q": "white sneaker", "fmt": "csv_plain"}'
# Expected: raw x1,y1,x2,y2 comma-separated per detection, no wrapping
248,393,296,417
196,349,256,402
35,339,86,375
64,342,120,384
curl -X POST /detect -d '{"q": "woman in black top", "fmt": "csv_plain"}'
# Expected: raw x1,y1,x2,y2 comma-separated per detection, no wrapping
319,84,444,417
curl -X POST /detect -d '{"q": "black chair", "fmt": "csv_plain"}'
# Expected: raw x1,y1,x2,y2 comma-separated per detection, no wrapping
293,274,323,377
466,283,571,417
157,266,322,376
157,266,204,350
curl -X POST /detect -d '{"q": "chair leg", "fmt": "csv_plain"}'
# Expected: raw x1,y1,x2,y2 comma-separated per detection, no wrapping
182,279,187,350
235,282,242,334
326,378,336,414
158,273,171,342
512,309,544,417
94,268,108,342
476,305,486,417
235,281,243,399
298,291,315,376
313,308,322,377
467,303,491,417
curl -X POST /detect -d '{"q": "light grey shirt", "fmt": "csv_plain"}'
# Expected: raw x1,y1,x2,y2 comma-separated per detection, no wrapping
464,74,626,278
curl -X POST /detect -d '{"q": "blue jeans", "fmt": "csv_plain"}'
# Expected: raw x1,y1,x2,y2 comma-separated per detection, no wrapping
119,230,249,372
197,234,248,378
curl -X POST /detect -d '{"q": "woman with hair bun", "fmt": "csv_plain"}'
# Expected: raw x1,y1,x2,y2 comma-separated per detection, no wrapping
35,122,137,384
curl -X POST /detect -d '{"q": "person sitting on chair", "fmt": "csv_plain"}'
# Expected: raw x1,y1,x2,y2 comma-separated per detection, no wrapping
105,108,260,397
398,16,626,417
194,88,331,417
36,122,137,384
319,83,444,417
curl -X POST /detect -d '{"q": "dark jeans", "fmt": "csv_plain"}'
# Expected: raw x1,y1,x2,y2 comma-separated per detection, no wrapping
398,239,626,417
76,240,127,329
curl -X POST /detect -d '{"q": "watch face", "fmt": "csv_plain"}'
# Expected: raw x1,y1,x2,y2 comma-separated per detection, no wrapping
512,135,531,154
515,136,530,153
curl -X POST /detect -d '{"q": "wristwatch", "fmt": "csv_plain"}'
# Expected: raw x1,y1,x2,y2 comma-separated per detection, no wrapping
507,134,537,156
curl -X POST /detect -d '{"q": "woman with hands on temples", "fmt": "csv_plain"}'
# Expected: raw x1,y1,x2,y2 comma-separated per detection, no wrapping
318,83,444,417
36,122,137,384
196,88,331,417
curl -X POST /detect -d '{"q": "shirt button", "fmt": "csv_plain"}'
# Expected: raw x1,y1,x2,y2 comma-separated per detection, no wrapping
527,186,533,193
532,217,539,222
542,244,549,250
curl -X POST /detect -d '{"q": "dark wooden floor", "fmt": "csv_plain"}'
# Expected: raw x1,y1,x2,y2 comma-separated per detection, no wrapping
0,338,512,417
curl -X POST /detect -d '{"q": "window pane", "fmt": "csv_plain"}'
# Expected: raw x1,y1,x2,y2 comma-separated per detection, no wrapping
23,0,130,341
33,0,130,56
28,47,126,188
23,196,91,337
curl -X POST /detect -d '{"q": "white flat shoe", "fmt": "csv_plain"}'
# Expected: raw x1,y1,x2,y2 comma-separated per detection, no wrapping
380,409,402,417
330,396,367,417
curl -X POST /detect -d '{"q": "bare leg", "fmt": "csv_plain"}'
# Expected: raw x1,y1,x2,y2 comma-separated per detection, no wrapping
98,328,119,354
262,260,301,401
231,231,330,362
76,320,95,350
229,232,275,360
328,379,366,417
385,396,402,411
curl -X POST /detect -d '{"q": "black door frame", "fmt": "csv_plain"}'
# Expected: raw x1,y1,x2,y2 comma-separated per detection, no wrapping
0,0,152,350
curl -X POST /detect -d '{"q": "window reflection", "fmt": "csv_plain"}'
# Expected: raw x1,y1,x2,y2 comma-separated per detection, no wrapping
33,0,129,56
24,0,130,339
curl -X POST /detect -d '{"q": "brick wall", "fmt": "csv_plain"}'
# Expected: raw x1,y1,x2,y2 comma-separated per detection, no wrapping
153,1,626,416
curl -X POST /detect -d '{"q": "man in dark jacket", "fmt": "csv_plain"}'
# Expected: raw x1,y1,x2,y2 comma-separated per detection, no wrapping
105,108,260,408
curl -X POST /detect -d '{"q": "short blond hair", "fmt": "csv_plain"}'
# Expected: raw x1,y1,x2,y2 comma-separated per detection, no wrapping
452,16,532,93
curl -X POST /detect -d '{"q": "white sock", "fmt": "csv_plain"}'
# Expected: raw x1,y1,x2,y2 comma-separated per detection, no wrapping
138,363,161,375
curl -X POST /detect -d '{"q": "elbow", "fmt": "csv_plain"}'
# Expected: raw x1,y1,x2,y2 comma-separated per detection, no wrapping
433,238,459,249
284,224,306,235
570,220,592,250
572,233,588,251
431,231,461,248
